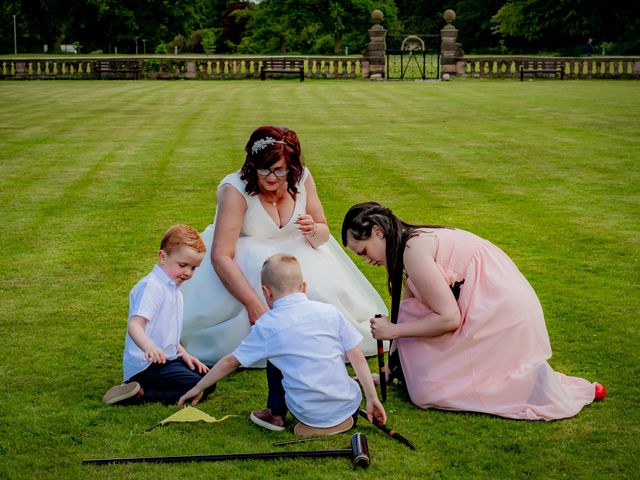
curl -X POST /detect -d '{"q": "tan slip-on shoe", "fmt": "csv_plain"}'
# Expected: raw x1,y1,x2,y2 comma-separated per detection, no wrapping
102,382,141,405
293,416,354,437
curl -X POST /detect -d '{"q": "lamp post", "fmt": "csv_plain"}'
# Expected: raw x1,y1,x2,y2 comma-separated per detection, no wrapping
142,39,146,54
135,36,139,55
13,15,17,54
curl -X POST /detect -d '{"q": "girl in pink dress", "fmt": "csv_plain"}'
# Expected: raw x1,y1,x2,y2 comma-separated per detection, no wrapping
342,202,605,420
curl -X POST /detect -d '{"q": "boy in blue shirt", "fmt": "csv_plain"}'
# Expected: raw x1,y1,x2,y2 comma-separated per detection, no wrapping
103,224,215,405
178,253,385,435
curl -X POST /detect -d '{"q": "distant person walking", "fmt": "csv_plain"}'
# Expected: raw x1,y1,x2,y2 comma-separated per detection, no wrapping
584,38,595,56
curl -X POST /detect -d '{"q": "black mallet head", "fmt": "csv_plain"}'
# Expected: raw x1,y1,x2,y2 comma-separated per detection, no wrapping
350,432,370,468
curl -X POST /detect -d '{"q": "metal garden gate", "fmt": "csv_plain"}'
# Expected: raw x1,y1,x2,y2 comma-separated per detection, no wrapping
386,34,440,80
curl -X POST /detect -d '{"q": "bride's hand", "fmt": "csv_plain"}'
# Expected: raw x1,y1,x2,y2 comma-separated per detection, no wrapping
295,214,317,237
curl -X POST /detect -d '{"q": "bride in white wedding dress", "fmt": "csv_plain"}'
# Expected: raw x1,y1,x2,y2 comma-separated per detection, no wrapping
181,126,387,365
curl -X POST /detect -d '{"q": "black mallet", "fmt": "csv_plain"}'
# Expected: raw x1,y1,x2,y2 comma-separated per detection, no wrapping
83,432,371,469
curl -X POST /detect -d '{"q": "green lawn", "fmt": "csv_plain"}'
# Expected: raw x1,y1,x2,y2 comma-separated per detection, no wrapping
0,79,638,479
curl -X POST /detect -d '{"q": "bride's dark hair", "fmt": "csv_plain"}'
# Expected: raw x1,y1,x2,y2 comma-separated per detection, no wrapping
341,202,445,324
241,125,304,198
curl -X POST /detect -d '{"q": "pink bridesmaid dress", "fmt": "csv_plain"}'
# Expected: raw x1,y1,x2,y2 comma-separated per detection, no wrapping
397,228,596,420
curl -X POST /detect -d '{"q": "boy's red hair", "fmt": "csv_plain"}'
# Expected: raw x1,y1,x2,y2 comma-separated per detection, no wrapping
160,224,206,254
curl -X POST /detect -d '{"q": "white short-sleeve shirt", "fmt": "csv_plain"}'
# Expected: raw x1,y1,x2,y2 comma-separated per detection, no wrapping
123,264,182,381
233,293,363,427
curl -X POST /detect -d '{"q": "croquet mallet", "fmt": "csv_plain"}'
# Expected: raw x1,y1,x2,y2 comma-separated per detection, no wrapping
83,432,371,469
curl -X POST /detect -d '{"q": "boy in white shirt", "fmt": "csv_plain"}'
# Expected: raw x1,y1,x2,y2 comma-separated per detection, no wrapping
102,224,214,405
178,253,385,435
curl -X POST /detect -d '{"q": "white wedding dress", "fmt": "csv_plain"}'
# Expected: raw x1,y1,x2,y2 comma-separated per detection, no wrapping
181,168,388,365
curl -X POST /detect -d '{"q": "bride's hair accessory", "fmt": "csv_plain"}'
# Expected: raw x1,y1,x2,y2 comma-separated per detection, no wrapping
251,136,285,155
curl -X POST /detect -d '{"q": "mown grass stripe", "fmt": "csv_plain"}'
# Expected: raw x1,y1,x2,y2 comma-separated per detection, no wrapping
0,79,638,479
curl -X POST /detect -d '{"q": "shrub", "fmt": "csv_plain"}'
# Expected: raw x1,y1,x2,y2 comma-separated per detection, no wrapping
188,30,203,52
224,40,237,53
311,34,335,55
155,43,169,54
237,37,257,54
171,34,185,49
201,29,217,55
143,59,160,72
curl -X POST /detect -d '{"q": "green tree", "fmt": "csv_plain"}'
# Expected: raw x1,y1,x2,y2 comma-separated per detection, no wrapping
247,0,398,54
453,0,504,53
216,2,255,53
0,2,20,53
129,0,207,53
330,0,400,55
491,0,640,54
90,0,137,53
2,0,84,52
395,0,447,34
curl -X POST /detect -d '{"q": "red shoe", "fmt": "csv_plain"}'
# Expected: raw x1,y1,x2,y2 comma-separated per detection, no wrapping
594,383,606,401
250,409,286,431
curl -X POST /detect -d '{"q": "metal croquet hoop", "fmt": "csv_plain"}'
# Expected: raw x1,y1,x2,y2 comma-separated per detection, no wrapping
83,432,370,469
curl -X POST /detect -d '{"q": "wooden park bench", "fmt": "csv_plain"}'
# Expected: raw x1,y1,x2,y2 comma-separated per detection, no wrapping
260,58,304,81
95,60,140,80
520,60,565,81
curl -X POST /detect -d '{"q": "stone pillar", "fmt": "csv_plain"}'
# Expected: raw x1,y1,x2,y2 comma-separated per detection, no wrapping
364,9,386,79
186,61,197,79
440,9,464,77
14,60,27,79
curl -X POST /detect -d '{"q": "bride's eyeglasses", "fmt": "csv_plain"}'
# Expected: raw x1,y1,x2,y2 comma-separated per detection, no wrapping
257,167,289,177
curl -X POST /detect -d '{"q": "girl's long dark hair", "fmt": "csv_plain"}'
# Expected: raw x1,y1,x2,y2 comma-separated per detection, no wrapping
341,202,446,324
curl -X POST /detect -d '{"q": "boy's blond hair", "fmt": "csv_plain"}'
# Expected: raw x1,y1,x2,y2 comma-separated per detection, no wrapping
261,253,304,295
160,224,206,255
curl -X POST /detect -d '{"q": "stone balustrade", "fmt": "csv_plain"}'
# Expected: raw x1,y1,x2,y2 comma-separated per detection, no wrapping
0,58,97,79
0,56,363,80
3,55,639,81
463,56,640,79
